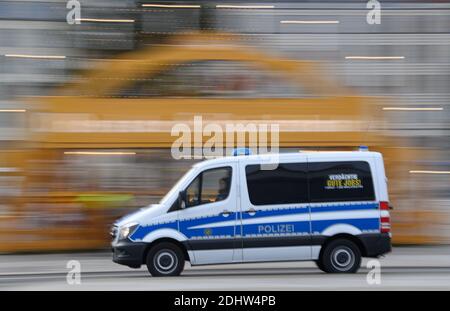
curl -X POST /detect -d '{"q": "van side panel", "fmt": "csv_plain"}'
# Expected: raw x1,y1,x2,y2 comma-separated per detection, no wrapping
238,155,313,262
306,154,385,259
310,202,380,236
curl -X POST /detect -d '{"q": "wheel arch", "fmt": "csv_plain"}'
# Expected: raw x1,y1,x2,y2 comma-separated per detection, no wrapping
142,238,191,264
319,233,368,259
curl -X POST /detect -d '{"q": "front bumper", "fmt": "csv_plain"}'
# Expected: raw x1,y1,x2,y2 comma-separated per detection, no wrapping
112,240,147,268
359,233,392,257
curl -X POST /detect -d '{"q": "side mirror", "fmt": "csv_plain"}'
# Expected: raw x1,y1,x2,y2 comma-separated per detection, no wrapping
178,190,187,210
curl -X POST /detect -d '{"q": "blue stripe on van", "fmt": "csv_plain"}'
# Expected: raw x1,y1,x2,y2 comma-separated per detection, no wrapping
310,202,378,213
130,221,178,240
241,206,309,220
243,221,311,236
311,218,380,234
241,202,378,219
129,202,380,240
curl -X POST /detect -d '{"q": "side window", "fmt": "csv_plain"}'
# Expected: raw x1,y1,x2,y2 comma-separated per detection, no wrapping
185,175,200,207
185,167,232,208
201,167,232,204
308,161,375,203
245,163,308,205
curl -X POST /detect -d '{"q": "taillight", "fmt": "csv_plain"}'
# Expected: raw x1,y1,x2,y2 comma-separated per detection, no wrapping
379,201,391,233
379,201,389,210
380,216,391,233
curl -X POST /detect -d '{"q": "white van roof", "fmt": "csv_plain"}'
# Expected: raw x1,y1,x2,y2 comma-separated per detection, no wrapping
194,151,382,169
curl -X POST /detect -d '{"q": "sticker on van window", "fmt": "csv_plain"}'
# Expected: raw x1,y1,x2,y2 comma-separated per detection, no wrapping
325,174,363,189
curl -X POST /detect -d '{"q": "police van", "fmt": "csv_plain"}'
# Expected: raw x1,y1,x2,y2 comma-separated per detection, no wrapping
111,148,391,276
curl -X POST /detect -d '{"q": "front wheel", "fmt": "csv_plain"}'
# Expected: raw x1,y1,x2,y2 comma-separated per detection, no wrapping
319,239,361,273
146,242,185,277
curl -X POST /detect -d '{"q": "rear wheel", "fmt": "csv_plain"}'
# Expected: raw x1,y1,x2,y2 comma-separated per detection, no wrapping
146,242,185,277
319,239,361,273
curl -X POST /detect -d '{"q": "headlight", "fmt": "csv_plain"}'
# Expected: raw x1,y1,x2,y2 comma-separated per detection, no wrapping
118,222,138,240
110,225,118,238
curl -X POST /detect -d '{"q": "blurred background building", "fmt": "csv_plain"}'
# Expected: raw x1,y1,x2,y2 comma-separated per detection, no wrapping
0,0,449,251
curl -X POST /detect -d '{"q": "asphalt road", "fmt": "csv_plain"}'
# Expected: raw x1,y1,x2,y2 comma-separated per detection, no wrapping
1,246,450,290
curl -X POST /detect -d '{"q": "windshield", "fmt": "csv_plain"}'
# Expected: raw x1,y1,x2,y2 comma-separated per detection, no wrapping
159,167,194,205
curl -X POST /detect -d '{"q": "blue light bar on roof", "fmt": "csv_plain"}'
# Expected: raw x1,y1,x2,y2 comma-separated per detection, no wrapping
359,145,369,151
232,148,252,156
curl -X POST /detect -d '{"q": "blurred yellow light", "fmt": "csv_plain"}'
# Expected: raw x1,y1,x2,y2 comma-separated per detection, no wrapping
345,56,405,60
409,170,450,175
280,20,339,24
216,5,275,9
64,151,137,155
0,109,26,112
142,4,201,8
76,18,135,23
383,107,443,111
4,54,66,59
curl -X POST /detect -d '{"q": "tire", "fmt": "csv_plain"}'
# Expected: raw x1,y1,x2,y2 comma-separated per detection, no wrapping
314,260,326,272
319,239,361,273
146,242,185,277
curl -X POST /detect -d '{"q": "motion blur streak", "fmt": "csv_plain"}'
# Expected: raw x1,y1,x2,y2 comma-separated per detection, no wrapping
63,151,137,156
0,0,449,258
215,5,276,9
345,56,405,60
280,20,340,24
75,18,135,23
141,4,202,9
383,107,443,111
4,54,67,59
409,170,450,175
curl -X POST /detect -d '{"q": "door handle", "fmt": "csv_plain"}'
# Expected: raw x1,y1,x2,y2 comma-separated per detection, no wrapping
243,208,257,216
221,210,232,217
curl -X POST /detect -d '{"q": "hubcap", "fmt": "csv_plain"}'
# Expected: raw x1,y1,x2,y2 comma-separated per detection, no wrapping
154,250,178,274
331,247,355,271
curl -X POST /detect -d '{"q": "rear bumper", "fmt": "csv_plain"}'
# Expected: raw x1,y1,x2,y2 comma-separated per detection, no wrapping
359,233,391,257
111,240,147,268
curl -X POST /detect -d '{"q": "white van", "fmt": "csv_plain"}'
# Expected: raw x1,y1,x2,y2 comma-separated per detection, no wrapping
111,149,391,276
